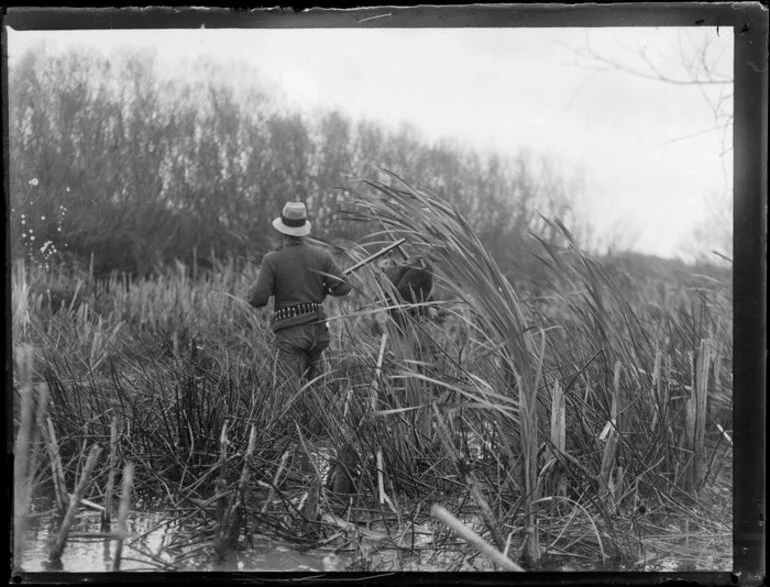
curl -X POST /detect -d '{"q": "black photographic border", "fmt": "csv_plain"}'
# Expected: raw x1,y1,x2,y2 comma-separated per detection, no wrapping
2,3,766,585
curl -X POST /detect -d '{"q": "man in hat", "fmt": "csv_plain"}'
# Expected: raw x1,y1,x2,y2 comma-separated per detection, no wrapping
248,201,351,385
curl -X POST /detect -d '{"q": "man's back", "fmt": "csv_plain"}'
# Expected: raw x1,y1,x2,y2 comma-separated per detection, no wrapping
250,241,350,310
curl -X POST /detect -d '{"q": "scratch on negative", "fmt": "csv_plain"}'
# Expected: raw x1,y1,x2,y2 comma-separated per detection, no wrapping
358,13,392,23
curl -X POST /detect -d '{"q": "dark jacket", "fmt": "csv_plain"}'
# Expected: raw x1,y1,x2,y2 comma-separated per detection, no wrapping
382,256,434,329
384,257,433,304
248,239,351,331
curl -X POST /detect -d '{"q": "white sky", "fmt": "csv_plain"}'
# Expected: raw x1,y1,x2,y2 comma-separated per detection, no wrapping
6,25,734,260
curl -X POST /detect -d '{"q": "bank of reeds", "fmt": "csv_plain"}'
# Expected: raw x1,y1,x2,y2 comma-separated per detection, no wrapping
340,174,732,564
10,174,732,570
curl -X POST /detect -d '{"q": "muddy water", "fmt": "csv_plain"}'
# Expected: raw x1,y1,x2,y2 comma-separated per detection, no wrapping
18,508,353,573
17,507,731,574
15,496,732,573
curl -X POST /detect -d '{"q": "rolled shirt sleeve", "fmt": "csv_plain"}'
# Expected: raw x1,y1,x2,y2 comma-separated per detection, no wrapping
324,256,352,297
248,256,275,308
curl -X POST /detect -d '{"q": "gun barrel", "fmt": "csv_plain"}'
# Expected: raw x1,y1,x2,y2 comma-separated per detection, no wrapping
343,238,407,276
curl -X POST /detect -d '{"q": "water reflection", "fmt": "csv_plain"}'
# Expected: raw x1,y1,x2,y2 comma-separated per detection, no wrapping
19,507,730,573
20,508,350,573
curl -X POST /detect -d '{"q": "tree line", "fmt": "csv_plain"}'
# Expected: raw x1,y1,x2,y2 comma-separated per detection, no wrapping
9,43,593,280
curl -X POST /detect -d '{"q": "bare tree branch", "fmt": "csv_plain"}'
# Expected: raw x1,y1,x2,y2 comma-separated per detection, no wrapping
575,33,731,86
563,28,734,263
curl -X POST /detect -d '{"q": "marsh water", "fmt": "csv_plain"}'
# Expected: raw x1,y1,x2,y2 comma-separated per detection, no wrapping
19,507,352,573
17,504,731,574
15,447,732,574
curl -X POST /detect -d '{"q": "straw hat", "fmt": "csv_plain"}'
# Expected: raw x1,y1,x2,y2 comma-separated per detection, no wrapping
272,202,311,237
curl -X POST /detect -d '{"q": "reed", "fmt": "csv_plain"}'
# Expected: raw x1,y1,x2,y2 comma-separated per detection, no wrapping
545,379,567,498
599,362,622,497
12,346,35,572
112,462,135,572
686,337,712,495
101,415,119,531
345,175,547,563
49,444,103,563
222,424,258,553
44,417,69,514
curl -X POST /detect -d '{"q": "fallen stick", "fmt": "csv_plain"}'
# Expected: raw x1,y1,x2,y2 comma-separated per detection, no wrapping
430,504,525,572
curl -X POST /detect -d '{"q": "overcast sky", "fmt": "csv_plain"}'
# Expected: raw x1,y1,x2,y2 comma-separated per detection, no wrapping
6,25,734,261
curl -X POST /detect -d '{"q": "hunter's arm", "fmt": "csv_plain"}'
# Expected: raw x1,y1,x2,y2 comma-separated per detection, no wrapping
325,256,352,297
248,257,274,308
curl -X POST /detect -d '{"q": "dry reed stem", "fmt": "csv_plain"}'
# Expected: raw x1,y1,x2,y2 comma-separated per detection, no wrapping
29,382,50,502
371,333,388,503
600,361,622,493
218,425,258,555
377,449,385,505
549,379,567,497
599,429,619,497
102,415,119,530
693,338,711,493
218,421,229,478
49,444,103,562
430,504,525,572
44,417,69,514
112,462,135,572
238,425,258,497
651,348,663,431
293,427,332,540
260,451,290,514
342,387,353,419
13,352,35,572
212,422,240,559
612,466,625,510
518,372,540,565
371,332,388,412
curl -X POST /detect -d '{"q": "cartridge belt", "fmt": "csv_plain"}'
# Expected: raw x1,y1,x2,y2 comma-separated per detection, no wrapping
272,303,325,333
273,302,320,323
